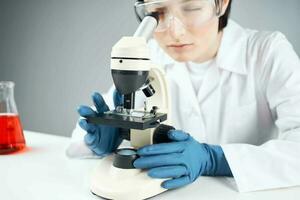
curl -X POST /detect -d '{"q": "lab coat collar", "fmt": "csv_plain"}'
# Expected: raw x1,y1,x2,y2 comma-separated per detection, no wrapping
150,20,248,75
216,20,248,75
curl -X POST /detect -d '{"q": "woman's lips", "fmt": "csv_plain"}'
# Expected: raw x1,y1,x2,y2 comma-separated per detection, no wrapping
167,43,194,51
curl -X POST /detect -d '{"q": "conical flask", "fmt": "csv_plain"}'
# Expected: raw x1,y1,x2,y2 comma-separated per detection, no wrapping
0,81,26,154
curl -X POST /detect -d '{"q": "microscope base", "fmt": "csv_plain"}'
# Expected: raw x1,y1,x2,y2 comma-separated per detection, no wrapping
90,155,167,200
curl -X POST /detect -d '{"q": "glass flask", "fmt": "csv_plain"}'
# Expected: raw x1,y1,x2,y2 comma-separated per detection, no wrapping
0,81,26,154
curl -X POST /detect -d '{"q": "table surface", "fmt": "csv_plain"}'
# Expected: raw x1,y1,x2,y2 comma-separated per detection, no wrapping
0,131,299,200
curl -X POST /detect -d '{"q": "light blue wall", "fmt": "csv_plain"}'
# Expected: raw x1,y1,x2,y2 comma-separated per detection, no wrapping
0,0,299,136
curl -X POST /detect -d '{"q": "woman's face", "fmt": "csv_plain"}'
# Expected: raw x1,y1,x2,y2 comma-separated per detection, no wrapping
147,0,229,63
154,17,221,63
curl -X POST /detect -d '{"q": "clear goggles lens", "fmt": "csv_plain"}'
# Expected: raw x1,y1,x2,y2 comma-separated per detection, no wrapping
135,0,222,32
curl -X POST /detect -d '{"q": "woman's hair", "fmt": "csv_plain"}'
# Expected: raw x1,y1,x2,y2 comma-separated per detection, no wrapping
218,0,232,31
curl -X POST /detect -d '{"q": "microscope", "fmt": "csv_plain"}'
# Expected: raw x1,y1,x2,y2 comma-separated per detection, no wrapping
86,13,174,200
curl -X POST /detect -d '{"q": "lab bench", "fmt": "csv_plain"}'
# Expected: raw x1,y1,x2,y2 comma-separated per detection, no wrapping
0,131,299,200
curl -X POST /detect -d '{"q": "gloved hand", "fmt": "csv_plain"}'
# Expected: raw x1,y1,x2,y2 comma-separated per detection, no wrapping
77,90,123,156
133,130,233,189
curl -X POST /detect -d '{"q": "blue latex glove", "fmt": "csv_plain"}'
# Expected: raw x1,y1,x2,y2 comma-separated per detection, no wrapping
77,90,123,156
133,130,232,189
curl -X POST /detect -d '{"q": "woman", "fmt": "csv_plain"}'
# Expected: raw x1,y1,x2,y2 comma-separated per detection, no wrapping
67,0,300,192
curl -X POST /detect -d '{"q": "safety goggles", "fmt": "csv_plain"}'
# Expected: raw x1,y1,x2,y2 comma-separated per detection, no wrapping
134,0,223,32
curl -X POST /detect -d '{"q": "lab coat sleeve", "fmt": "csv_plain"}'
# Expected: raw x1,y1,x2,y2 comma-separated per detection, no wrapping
221,32,300,192
65,86,116,158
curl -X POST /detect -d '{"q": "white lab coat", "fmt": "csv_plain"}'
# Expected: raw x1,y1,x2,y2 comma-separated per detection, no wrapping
67,20,300,192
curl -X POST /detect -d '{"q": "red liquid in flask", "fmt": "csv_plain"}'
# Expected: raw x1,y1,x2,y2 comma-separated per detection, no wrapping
0,114,26,154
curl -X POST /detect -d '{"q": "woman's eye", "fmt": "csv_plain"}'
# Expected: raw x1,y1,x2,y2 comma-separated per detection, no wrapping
146,7,166,15
183,7,203,12
181,1,206,12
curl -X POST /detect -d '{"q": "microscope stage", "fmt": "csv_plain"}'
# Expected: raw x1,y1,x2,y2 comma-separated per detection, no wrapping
87,112,167,130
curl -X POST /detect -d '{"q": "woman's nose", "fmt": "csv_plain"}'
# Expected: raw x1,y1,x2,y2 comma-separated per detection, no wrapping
168,16,186,39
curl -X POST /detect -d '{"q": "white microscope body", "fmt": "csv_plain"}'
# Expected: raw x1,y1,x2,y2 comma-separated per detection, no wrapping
88,15,173,200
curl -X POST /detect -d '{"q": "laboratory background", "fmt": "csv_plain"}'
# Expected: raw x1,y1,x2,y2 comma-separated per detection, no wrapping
0,0,299,137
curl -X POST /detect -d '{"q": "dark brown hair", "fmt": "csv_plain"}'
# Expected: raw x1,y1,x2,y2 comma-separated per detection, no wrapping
218,0,232,31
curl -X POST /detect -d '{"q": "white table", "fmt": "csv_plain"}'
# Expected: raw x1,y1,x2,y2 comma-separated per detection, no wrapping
0,131,299,200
